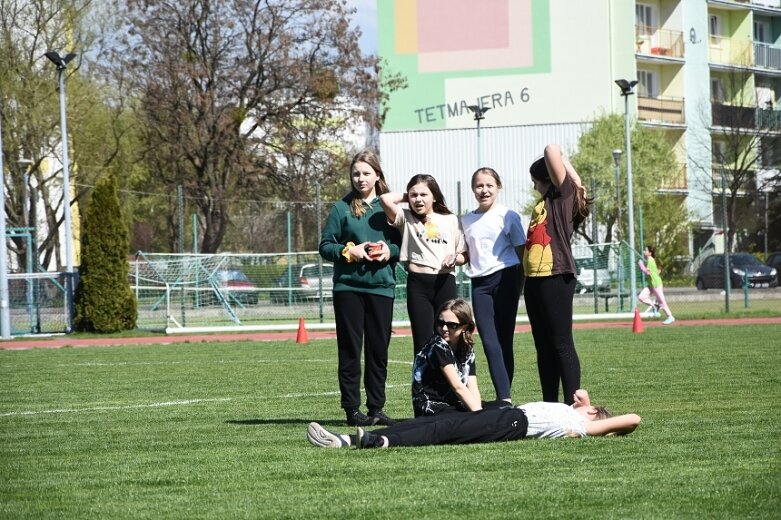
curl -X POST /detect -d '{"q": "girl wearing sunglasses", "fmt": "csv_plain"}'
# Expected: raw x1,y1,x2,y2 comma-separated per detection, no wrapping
411,299,482,417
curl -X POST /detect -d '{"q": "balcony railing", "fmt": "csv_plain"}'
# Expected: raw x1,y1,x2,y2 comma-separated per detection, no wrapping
712,103,781,130
757,108,781,130
754,42,781,70
709,35,753,65
635,25,685,58
638,95,685,124
659,164,688,191
712,103,756,128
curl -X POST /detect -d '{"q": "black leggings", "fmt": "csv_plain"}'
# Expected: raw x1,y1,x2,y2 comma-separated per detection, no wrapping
406,272,457,355
523,274,580,404
470,265,522,401
376,408,529,447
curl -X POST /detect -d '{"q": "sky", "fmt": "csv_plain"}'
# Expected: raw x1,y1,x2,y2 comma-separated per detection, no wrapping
345,0,378,54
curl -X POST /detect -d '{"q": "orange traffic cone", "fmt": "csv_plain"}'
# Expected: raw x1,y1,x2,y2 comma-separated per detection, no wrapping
632,307,644,334
296,317,309,344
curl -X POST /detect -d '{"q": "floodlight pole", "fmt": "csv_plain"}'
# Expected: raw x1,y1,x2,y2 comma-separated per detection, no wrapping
0,93,11,338
616,79,638,311
46,51,77,331
467,105,490,168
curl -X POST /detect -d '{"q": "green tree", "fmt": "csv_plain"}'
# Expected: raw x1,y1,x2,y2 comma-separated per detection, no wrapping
570,114,691,271
74,174,136,332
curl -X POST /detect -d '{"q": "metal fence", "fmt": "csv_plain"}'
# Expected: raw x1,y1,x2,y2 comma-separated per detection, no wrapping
7,272,69,335
3,242,778,337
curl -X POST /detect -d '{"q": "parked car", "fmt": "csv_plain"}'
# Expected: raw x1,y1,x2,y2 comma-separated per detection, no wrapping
575,257,611,293
695,253,778,290
270,263,334,304
766,252,781,284
209,269,259,305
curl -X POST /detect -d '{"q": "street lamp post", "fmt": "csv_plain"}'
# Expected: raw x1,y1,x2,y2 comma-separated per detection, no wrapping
45,50,77,330
612,149,624,310
612,149,622,239
467,105,490,168
615,79,639,311
0,93,11,338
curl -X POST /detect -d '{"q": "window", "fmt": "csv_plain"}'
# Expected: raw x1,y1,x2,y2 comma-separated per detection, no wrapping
710,15,723,45
754,21,770,43
712,141,727,163
711,77,725,103
637,70,658,97
636,3,655,36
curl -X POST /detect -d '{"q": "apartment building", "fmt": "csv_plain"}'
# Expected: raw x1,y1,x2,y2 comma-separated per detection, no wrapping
376,0,781,256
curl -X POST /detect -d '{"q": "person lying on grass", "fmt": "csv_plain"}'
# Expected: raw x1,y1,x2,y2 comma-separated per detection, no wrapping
307,389,641,449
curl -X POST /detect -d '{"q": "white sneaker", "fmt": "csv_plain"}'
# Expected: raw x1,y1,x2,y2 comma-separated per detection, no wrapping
643,306,655,318
653,304,661,318
663,316,675,325
307,422,348,448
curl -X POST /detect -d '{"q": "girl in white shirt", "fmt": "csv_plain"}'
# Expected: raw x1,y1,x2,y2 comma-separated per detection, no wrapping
461,168,526,404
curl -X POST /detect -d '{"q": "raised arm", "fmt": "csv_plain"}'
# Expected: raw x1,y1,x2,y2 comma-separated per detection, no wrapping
585,413,642,437
542,144,567,188
379,192,406,223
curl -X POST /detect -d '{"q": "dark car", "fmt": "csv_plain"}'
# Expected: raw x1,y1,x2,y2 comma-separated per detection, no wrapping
766,252,781,284
270,263,334,304
695,253,778,290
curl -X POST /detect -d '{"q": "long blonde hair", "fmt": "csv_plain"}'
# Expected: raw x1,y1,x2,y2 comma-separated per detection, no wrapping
349,150,389,217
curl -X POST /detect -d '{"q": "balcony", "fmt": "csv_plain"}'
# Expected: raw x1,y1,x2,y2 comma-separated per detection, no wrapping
757,108,781,130
709,35,753,66
659,165,688,191
754,42,781,70
635,25,685,58
638,96,685,124
712,103,756,128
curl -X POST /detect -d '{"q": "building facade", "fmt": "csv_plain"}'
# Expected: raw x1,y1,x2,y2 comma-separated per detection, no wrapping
376,0,781,256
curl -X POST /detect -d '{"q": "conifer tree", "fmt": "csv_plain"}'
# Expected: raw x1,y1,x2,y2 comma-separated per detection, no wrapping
74,174,137,332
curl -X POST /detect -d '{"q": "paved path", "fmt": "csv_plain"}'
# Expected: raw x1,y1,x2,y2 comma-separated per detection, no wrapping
2,317,780,351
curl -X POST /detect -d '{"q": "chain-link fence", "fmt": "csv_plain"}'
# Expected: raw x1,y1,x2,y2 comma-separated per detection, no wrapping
4,242,778,336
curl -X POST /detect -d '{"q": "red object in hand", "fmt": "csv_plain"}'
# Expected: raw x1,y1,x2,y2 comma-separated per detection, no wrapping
365,243,382,258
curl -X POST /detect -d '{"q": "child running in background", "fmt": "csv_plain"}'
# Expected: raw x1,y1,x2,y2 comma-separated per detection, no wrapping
380,175,467,356
411,299,481,417
637,245,675,325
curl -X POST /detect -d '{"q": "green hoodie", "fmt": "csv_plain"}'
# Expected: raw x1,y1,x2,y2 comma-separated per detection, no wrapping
319,195,401,298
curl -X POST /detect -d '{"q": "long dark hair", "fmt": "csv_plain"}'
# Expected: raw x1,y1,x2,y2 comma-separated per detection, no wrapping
406,174,452,220
529,157,591,227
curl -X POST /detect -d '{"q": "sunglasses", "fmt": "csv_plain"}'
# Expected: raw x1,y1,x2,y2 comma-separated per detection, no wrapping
436,319,462,331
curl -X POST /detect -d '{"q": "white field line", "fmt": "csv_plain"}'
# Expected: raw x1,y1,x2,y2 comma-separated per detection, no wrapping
0,398,232,417
32,358,414,368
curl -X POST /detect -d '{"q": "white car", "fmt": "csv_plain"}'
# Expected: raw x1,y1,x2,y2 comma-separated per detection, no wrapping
575,257,611,293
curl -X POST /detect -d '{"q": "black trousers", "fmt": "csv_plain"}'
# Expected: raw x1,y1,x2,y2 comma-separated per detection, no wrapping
375,407,529,447
406,272,457,355
333,291,394,411
523,274,580,404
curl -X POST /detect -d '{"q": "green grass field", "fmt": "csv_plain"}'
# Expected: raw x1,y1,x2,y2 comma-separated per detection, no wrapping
2,324,780,518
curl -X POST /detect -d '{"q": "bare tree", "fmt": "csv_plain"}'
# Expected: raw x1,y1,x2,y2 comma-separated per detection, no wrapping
690,64,781,251
0,0,130,270
108,0,403,253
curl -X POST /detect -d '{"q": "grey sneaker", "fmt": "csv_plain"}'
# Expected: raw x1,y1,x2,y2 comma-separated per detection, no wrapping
345,409,378,426
307,422,348,448
368,409,397,426
663,316,676,325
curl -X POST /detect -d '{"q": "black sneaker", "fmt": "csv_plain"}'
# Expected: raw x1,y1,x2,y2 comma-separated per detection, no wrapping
356,427,385,449
345,409,378,426
368,409,397,426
